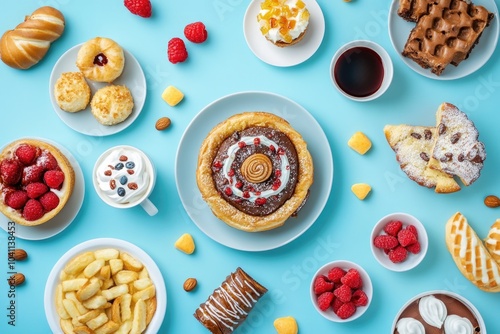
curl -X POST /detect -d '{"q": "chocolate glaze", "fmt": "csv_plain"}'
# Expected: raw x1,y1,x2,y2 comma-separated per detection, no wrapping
394,294,481,334
211,126,299,216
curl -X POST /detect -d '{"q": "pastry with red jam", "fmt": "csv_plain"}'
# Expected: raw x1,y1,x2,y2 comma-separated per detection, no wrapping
196,112,313,232
0,139,75,226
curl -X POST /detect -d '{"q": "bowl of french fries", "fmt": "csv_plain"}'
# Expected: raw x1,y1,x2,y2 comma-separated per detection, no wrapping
44,238,166,334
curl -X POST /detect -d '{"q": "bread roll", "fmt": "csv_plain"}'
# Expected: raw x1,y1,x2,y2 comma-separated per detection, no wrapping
0,6,65,69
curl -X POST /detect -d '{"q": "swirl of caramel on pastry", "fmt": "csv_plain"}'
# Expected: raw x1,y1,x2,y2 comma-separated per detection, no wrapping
241,153,272,184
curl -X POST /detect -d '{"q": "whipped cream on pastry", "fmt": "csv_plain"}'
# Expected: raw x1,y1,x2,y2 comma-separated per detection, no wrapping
257,0,309,43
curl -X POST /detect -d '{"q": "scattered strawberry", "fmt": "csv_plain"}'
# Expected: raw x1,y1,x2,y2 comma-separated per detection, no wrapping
373,235,399,250
336,302,356,320
26,182,49,199
22,165,44,185
44,170,65,189
352,289,368,307
39,191,59,212
317,292,335,311
15,144,38,166
327,267,346,283
333,284,352,303
0,159,22,185
406,224,418,238
389,245,408,263
5,190,28,210
22,199,44,221
383,220,403,236
406,241,421,254
167,38,188,64
313,275,334,295
184,22,208,43
124,0,152,18
37,151,58,171
398,229,418,247
340,269,362,289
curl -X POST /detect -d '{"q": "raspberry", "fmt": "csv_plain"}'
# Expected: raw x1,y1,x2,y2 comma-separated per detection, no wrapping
332,297,344,314
333,284,352,303
336,302,356,320
124,0,152,18
167,38,188,64
224,187,233,196
389,245,408,263
352,289,368,307
406,241,421,254
313,275,334,295
15,144,38,166
373,235,399,250
37,151,58,171
317,292,334,311
340,269,363,289
22,199,44,221
22,165,44,185
406,224,418,238
0,159,22,185
39,191,60,212
184,22,208,43
383,220,403,236
5,190,28,210
26,182,49,199
327,267,346,283
255,197,267,205
44,170,65,189
398,229,418,247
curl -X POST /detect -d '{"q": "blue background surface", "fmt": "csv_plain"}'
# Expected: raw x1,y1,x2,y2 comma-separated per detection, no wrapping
1,0,500,333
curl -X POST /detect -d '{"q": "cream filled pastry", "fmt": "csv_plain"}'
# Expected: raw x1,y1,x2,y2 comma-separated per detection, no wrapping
95,147,150,205
257,0,310,47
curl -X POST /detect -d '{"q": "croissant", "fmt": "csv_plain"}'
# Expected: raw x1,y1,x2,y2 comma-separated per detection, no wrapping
0,6,65,69
194,267,267,334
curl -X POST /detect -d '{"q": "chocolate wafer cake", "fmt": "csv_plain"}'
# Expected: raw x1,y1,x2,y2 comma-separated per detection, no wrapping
400,0,494,75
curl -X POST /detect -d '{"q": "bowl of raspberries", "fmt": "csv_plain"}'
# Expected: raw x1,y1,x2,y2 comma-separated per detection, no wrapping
310,260,372,322
371,212,428,272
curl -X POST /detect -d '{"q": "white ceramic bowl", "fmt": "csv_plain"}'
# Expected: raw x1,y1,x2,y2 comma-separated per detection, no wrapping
44,238,166,333
310,260,372,322
330,40,393,102
391,290,485,333
370,212,428,272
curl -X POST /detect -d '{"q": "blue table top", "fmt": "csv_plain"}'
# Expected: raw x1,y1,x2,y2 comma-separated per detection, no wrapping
1,0,500,333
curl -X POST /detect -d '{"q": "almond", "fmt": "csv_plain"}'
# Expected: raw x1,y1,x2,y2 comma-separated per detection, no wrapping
155,117,171,131
183,277,197,292
9,249,28,261
7,273,25,286
484,195,500,208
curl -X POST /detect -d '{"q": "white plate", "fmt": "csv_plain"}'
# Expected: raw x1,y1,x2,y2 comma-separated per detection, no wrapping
49,43,147,136
388,0,499,80
44,238,166,334
243,0,325,67
0,138,85,240
175,91,333,251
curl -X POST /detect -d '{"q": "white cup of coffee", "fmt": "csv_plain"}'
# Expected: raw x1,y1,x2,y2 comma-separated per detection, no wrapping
93,145,158,216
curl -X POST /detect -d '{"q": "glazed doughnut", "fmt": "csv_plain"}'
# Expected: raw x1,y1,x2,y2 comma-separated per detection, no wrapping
76,37,125,83
196,112,314,232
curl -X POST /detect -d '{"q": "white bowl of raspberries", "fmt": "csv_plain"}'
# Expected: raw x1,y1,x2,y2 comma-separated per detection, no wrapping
371,212,428,272
310,260,372,322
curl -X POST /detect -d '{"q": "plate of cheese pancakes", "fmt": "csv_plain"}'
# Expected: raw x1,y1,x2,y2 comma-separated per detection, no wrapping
388,0,499,80
175,91,333,251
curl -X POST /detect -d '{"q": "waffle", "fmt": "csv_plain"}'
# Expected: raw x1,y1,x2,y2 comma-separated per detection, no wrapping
401,0,494,75
398,0,435,22
445,212,500,292
384,124,460,193
485,219,500,265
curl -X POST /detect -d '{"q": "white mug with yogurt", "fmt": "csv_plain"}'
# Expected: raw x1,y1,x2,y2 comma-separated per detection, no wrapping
93,145,158,216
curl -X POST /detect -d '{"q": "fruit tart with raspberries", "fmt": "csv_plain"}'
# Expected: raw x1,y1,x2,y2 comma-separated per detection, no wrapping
196,112,314,232
0,139,75,226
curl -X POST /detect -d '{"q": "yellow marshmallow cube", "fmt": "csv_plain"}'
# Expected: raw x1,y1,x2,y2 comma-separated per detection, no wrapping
273,316,298,334
175,233,195,254
348,131,372,155
162,85,184,106
351,183,371,200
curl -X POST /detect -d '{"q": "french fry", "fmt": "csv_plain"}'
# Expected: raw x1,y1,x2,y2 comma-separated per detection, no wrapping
62,278,88,292
109,259,123,275
64,252,96,275
138,267,149,280
60,318,74,334
94,248,120,261
56,284,70,320
132,285,155,303
86,312,108,330
73,326,96,334
120,294,133,322
102,284,129,301
133,278,152,291
101,277,115,290
98,265,111,281
94,320,120,334
77,309,101,324
84,259,105,278
130,299,147,334
77,278,101,301
62,298,81,319
115,320,132,334
82,295,108,310
145,296,157,325
114,270,139,285
65,292,89,315
120,253,143,272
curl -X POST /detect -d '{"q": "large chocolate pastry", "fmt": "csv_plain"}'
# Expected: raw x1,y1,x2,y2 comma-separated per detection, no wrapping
196,112,314,232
